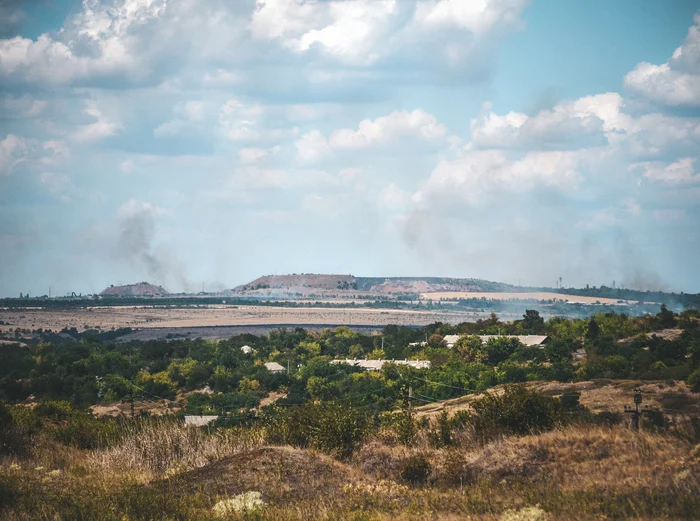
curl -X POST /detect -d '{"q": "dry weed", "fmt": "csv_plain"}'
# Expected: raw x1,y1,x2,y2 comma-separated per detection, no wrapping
89,419,266,475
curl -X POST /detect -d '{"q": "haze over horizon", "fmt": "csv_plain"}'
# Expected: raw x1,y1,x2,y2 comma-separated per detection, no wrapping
2,0,700,297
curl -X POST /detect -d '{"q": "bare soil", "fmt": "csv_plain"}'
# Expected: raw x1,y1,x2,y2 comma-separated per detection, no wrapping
0,305,511,334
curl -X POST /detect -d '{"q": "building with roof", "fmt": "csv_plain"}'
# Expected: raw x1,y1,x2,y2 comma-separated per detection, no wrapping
330,359,431,371
184,415,218,427
443,334,461,348
478,335,549,347
240,345,253,354
264,361,286,374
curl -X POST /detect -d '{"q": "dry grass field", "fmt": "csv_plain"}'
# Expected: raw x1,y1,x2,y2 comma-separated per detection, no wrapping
414,380,700,419
2,414,698,520
422,291,634,305
0,305,503,333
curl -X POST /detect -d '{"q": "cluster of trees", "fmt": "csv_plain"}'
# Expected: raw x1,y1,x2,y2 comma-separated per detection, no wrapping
1,307,699,416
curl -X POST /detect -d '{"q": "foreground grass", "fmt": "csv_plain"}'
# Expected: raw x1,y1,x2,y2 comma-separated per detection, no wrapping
1,423,699,521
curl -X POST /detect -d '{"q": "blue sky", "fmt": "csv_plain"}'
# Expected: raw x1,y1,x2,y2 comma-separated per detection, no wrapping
1,0,700,297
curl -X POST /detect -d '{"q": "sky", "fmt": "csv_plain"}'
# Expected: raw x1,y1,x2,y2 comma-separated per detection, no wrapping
2,0,700,297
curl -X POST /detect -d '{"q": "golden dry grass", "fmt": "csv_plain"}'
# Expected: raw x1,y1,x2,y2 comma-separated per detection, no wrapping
2,419,699,520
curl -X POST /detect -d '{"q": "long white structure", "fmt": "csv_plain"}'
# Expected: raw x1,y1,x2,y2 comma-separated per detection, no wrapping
330,359,431,371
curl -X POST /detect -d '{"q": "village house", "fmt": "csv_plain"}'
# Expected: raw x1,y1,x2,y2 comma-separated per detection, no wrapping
330,359,431,371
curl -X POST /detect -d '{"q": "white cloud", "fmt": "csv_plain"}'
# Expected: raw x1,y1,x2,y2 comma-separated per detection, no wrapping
251,0,529,67
0,134,26,176
252,0,397,64
470,93,624,150
295,130,331,162
624,15,700,106
238,147,279,163
120,159,135,173
632,158,700,184
73,100,120,143
0,0,167,85
413,0,528,36
218,98,295,141
414,149,583,206
379,183,410,209
118,199,170,218
329,109,447,149
39,172,73,201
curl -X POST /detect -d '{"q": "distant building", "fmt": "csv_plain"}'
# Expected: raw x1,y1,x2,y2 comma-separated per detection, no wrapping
478,335,550,347
443,335,461,348
241,345,253,354
573,349,587,362
330,359,431,371
443,334,550,349
184,415,218,427
264,362,286,374
408,341,428,347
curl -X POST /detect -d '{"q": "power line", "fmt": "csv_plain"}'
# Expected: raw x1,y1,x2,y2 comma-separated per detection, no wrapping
411,376,471,393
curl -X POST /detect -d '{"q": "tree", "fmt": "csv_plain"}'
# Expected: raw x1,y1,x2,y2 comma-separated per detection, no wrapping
428,334,447,349
454,335,484,362
484,337,521,365
658,304,676,329
521,310,545,333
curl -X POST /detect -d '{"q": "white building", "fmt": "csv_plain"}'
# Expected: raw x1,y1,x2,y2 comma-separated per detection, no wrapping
184,415,218,427
240,345,253,354
478,335,549,347
443,335,461,348
264,361,286,374
330,359,431,371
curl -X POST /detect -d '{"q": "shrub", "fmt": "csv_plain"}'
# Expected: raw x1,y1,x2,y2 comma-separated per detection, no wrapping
687,369,700,393
471,385,562,439
428,411,453,448
400,455,431,485
266,402,371,460
0,402,32,456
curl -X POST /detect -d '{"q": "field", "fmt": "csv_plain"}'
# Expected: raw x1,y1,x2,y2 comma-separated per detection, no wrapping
0,305,515,334
2,383,699,521
422,291,634,305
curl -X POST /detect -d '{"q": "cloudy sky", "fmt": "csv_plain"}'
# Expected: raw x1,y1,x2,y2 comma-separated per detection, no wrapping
1,0,700,296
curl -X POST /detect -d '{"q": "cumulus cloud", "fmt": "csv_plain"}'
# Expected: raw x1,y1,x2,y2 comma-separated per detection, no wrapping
413,0,528,35
72,100,120,143
295,130,331,162
0,134,26,176
470,95,616,150
414,149,584,206
251,0,529,68
624,15,700,107
329,109,447,149
631,158,700,184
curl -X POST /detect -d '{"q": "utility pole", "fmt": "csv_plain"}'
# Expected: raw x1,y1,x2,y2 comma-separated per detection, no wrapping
625,388,654,430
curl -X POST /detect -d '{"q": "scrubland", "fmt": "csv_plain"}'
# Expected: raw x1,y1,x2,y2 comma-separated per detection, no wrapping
1,389,699,521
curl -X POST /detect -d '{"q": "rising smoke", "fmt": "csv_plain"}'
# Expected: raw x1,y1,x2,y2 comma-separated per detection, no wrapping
117,204,192,292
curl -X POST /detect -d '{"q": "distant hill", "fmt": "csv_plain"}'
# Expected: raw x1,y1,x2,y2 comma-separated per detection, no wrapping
99,282,169,297
235,274,355,292
232,274,519,294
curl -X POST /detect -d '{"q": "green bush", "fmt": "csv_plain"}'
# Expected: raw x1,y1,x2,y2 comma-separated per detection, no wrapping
471,385,562,439
266,402,371,460
687,369,700,393
401,455,431,485
0,402,32,456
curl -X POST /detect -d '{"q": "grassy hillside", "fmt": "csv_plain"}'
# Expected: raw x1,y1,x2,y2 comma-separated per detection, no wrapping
1,385,699,520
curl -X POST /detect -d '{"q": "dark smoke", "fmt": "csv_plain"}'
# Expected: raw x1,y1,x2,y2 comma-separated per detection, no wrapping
117,208,191,292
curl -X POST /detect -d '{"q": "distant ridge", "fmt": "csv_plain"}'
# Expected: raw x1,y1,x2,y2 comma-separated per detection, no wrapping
99,282,169,297
232,274,518,294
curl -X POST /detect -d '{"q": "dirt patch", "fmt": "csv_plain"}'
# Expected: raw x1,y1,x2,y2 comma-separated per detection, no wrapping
162,446,369,504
